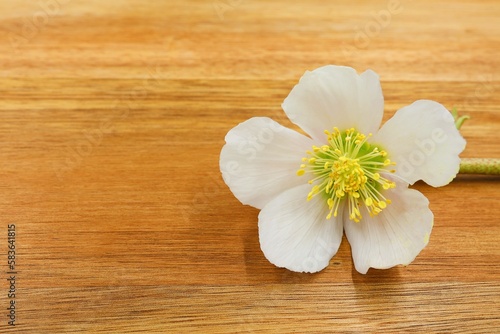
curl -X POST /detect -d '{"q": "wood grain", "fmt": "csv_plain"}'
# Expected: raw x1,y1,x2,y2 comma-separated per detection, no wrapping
0,0,499,332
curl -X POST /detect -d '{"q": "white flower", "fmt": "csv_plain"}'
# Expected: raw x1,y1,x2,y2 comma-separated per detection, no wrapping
220,65,466,274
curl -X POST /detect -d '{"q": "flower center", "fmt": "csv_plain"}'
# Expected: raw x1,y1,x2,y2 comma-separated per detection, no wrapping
297,127,396,222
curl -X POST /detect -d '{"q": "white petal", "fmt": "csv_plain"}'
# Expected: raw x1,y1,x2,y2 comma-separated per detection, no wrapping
282,65,384,142
220,117,314,209
258,184,344,273
373,100,466,187
344,184,433,274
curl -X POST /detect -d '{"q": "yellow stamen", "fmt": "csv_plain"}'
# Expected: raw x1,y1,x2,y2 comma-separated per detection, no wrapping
298,127,396,222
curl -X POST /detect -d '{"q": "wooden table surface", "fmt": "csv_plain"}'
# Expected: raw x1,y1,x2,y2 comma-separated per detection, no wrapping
1,0,499,333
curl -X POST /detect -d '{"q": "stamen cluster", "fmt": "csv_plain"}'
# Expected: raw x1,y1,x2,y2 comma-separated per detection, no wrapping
297,128,396,222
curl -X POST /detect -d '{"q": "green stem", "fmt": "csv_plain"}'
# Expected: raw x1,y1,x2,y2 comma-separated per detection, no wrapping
459,158,500,175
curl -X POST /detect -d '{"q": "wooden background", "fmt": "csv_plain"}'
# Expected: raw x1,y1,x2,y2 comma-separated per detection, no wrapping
0,0,499,332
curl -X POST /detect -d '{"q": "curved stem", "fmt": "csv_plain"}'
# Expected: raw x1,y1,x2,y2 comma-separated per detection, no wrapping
459,158,500,175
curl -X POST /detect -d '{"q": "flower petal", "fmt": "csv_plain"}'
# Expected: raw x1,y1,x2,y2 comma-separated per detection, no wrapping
282,65,384,142
373,100,466,187
258,184,344,273
344,184,433,274
220,117,314,209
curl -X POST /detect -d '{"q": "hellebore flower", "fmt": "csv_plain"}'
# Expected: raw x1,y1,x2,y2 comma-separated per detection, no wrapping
220,65,466,274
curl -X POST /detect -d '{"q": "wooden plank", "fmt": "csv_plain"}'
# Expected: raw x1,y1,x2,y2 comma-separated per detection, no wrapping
0,0,498,332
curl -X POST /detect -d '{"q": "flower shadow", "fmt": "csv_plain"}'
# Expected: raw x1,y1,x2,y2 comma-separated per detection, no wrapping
351,264,404,306
453,174,500,182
